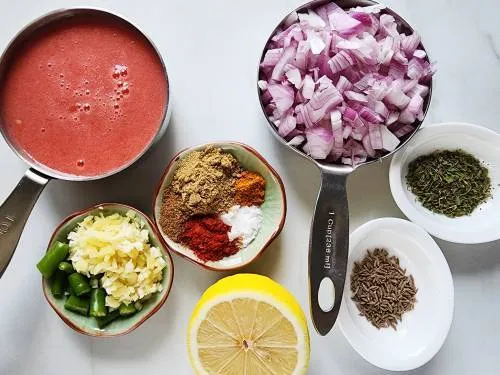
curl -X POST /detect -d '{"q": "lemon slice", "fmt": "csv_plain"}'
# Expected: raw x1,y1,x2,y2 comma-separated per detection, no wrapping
188,274,310,375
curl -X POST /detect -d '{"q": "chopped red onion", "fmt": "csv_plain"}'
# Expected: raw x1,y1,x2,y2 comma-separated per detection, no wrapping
302,74,315,99
368,123,383,149
401,32,421,56
259,2,434,165
328,50,356,74
387,111,400,125
278,110,297,137
299,9,327,30
413,49,427,59
343,125,352,139
286,68,303,89
271,45,296,81
267,83,294,116
392,124,415,138
336,75,352,93
304,127,334,159
362,134,376,157
345,91,368,103
380,125,400,151
288,135,305,146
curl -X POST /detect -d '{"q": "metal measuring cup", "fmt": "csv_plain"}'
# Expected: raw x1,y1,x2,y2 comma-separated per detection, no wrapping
257,0,433,335
0,8,171,278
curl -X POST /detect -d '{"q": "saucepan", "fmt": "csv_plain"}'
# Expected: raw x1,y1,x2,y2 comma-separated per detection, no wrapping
257,0,433,335
0,8,171,277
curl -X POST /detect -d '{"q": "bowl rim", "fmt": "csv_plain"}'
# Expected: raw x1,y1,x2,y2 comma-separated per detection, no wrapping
42,202,175,337
389,122,500,244
338,217,454,371
152,141,287,271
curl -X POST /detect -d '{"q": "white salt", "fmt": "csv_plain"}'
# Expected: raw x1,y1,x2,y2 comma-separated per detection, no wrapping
220,205,263,248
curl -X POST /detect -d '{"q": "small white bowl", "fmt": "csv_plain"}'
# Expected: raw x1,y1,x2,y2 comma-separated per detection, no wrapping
389,122,500,244
338,218,454,371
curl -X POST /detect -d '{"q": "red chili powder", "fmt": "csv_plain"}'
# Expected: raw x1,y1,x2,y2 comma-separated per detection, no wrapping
180,216,239,262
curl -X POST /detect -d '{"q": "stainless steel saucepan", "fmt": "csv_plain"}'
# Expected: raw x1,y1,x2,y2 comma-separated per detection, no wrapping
258,0,433,335
0,8,171,278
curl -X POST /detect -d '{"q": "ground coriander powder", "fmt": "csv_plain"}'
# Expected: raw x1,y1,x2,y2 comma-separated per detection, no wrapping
171,147,240,215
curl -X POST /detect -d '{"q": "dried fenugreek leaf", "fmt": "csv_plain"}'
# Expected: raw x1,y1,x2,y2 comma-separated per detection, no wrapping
406,149,491,217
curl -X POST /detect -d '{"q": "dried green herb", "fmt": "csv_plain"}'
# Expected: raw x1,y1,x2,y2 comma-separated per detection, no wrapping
406,149,491,217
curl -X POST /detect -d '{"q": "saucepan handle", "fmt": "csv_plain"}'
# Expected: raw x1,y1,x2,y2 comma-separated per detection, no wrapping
309,170,349,336
0,168,50,278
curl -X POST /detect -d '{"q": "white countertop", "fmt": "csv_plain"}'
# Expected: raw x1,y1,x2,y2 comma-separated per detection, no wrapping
1,0,499,374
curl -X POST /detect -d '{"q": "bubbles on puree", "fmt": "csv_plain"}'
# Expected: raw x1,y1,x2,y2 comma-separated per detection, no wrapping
110,64,130,115
112,65,127,78
77,160,85,168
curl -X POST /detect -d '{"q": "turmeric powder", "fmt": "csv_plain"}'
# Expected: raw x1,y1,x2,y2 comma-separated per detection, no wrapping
234,171,266,207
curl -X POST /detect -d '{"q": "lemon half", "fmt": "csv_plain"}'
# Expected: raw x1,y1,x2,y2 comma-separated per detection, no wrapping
188,274,310,375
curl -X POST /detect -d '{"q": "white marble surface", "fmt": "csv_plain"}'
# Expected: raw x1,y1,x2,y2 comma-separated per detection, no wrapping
0,0,499,374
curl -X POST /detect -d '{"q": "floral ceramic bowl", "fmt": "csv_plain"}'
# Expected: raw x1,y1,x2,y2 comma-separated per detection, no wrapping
153,142,286,271
42,203,174,337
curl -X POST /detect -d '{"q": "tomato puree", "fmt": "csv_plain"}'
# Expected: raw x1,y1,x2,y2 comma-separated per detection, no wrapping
0,15,167,176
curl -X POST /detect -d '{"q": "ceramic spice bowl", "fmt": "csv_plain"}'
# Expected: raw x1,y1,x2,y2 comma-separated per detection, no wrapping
389,122,500,244
338,218,454,371
42,203,174,337
153,142,287,271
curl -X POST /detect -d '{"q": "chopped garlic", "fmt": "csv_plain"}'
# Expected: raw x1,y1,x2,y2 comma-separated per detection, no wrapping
68,210,166,307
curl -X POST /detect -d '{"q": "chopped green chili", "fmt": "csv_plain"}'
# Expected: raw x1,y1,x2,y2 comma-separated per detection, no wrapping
50,270,67,298
89,288,107,318
96,309,121,329
119,303,137,317
58,261,74,274
64,295,90,316
36,242,70,279
68,273,91,296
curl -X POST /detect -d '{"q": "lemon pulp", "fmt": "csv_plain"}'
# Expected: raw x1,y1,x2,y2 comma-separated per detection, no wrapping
188,274,310,375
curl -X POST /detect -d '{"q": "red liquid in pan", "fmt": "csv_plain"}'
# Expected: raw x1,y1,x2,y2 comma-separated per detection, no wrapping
0,15,167,177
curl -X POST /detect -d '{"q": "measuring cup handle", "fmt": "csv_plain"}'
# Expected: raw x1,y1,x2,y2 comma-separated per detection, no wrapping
0,168,50,278
309,170,349,335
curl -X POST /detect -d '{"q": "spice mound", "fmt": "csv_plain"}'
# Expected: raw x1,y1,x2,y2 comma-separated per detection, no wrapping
160,147,266,262
406,149,491,217
171,147,240,215
180,216,240,262
351,248,417,330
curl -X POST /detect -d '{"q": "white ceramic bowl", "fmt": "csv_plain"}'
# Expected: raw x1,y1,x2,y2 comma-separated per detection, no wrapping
338,218,454,371
389,123,500,244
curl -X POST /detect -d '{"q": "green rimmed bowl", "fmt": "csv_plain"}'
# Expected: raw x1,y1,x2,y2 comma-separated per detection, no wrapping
153,142,287,271
42,203,174,337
